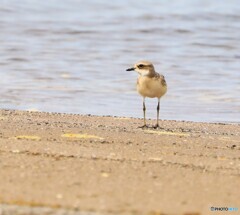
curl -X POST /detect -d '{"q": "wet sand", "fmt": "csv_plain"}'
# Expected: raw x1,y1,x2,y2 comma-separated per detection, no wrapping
0,109,239,215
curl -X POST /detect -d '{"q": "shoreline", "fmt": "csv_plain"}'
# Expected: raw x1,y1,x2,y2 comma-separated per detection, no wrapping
3,108,240,125
0,109,239,215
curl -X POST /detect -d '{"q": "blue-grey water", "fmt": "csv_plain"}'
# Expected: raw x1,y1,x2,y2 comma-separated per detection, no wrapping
0,0,240,123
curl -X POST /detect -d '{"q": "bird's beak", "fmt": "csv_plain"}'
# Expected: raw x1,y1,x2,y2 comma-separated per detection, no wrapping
126,67,135,71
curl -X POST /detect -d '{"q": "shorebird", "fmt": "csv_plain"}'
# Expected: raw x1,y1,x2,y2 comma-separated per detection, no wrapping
126,61,167,128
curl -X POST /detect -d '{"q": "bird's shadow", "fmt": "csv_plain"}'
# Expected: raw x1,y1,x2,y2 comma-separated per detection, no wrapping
138,125,165,130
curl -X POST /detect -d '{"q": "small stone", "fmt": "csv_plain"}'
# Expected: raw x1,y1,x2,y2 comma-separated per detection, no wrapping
91,154,97,159
56,194,63,199
108,153,116,158
12,150,20,153
101,172,109,178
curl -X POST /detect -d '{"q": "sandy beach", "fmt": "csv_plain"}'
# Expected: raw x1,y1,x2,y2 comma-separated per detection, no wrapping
0,109,239,215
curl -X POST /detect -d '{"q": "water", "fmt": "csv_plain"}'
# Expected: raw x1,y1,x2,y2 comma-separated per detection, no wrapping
0,0,240,123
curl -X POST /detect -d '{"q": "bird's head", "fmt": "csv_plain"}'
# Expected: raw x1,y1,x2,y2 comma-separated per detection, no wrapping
126,61,155,76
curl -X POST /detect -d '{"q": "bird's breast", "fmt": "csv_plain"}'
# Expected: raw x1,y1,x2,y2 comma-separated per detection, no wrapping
137,76,167,98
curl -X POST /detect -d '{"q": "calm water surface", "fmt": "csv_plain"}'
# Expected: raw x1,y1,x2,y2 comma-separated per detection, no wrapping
0,0,240,123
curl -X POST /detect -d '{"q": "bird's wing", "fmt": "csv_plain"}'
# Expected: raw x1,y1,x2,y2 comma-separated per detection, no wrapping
154,73,167,87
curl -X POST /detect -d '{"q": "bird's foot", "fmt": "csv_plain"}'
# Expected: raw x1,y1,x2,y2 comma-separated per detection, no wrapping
153,124,164,129
138,124,148,129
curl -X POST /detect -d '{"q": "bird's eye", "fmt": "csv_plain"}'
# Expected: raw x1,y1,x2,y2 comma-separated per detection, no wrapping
138,64,144,68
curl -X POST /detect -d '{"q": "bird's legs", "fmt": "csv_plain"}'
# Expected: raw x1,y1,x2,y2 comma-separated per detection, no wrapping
139,98,147,128
153,98,160,129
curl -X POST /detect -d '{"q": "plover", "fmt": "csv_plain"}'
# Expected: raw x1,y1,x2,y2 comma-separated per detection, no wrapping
126,61,167,128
